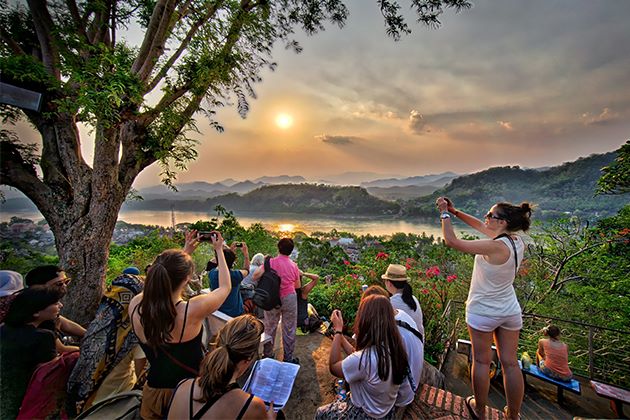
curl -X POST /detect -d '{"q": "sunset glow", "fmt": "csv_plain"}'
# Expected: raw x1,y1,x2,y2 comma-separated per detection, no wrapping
275,113,293,129
277,223,296,233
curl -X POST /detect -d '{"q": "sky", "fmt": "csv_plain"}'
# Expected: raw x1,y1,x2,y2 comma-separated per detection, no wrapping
11,0,630,187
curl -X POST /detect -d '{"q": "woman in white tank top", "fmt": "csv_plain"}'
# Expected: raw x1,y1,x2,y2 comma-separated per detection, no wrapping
435,197,532,420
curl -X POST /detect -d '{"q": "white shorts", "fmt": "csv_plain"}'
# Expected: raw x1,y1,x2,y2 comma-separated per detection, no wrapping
466,312,522,332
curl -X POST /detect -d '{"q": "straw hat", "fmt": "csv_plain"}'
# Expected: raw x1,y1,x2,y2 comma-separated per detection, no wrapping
381,264,410,282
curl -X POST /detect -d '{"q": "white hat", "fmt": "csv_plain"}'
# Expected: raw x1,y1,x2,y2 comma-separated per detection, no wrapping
0,270,24,297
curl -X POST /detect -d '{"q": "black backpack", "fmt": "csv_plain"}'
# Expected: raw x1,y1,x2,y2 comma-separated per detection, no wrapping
253,257,282,311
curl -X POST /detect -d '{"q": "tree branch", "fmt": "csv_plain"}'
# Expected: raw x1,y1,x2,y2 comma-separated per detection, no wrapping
65,0,89,42
145,1,222,93
0,138,57,225
27,0,61,79
133,0,179,82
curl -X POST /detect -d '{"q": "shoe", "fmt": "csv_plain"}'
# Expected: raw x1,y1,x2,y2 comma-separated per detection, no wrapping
465,396,479,420
284,357,300,365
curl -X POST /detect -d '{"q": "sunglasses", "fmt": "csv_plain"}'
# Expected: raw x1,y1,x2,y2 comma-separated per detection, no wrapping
485,212,506,221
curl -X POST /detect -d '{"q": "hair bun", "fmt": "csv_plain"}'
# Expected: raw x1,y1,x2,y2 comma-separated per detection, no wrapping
520,202,532,214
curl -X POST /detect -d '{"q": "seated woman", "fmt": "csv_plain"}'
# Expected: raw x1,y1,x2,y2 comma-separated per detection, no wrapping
67,271,146,414
536,325,572,382
0,286,62,419
167,314,273,419
362,286,424,396
382,264,424,337
129,230,232,419
316,295,412,420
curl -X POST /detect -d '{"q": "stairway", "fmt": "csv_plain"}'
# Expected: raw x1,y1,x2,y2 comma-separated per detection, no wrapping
403,384,505,419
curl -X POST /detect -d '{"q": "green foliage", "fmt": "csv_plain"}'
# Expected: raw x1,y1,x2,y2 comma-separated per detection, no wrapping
403,152,627,219
597,140,630,195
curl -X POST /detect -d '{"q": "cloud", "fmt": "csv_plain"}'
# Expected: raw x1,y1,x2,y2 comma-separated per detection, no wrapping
316,134,361,145
581,108,620,126
497,121,514,131
408,110,429,135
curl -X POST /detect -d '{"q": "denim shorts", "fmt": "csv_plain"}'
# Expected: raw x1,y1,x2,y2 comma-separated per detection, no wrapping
466,312,522,332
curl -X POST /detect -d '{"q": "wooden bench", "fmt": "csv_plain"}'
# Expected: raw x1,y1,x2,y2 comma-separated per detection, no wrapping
518,360,581,404
590,380,630,418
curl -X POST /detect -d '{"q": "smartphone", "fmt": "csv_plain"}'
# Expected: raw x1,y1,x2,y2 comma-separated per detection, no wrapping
235,242,243,248
198,231,217,242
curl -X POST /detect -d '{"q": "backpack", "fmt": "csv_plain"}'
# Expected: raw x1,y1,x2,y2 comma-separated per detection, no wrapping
252,257,281,311
75,390,142,420
17,350,80,419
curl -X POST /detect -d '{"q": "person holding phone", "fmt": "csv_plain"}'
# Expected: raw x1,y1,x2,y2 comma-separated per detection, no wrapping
128,230,232,419
436,197,532,420
316,295,412,419
208,241,250,317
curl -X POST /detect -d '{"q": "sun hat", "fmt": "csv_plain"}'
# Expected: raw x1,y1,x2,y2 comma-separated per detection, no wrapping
0,270,25,297
381,264,410,282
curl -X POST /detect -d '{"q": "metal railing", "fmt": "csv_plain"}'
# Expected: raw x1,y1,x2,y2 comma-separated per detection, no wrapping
443,300,630,388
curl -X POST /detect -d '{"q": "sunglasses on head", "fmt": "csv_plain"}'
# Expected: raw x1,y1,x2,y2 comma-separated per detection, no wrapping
485,212,506,221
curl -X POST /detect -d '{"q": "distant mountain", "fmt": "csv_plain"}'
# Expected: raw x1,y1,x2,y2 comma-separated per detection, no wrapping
320,171,403,185
361,172,459,188
253,175,306,184
402,152,626,219
218,178,239,187
124,184,400,215
366,185,443,201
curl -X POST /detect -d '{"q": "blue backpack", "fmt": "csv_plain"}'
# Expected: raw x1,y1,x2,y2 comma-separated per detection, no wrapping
253,257,281,311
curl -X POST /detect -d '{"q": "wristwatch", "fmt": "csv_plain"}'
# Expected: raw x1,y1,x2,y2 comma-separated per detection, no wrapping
440,211,451,220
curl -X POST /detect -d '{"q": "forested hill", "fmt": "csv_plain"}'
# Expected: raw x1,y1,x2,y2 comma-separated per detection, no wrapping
402,151,626,219
124,184,401,215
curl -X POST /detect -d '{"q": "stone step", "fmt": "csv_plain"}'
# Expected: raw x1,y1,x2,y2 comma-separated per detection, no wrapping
402,384,505,419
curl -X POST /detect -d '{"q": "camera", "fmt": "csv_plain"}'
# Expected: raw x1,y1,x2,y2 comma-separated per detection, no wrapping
235,242,243,248
198,231,217,242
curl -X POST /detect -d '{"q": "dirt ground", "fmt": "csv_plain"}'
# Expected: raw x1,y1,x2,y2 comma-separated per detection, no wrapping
266,330,337,420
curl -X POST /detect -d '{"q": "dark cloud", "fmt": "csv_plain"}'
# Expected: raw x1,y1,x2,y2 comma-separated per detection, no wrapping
316,134,361,145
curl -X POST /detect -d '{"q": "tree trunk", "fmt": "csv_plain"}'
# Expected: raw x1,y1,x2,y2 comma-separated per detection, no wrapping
52,192,125,326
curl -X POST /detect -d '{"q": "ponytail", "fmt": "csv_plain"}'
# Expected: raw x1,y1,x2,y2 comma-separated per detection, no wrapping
198,315,263,401
390,280,417,312
139,249,194,349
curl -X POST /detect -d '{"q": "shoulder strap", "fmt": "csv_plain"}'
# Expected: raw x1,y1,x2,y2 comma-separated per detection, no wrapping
494,233,518,276
130,304,140,335
396,320,423,344
264,256,271,272
189,378,195,420
236,394,255,420
192,383,241,420
179,300,191,343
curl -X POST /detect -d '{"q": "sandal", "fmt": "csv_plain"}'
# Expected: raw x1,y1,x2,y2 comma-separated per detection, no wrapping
503,406,521,419
465,396,479,420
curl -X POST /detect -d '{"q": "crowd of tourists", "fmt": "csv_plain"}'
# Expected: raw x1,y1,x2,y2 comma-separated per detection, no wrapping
0,198,548,419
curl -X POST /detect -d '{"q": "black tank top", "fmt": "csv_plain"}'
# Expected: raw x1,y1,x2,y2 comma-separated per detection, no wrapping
134,301,204,388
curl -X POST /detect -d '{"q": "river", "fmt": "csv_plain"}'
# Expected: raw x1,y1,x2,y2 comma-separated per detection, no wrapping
2,209,477,237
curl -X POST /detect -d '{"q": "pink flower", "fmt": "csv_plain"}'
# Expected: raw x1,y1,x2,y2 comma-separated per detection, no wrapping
421,288,430,295
351,274,358,280
343,260,350,265
405,263,412,269
446,275,457,283
425,266,441,278
375,252,389,261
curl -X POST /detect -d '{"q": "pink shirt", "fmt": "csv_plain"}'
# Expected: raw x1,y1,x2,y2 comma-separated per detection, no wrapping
269,255,300,298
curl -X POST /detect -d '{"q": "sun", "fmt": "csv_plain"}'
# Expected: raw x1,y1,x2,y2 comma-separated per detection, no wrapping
275,113,293,129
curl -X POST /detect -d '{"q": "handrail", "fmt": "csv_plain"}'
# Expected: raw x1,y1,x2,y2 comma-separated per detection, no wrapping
444,300,630,387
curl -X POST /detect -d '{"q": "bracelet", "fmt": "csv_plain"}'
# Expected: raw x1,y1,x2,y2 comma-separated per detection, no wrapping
454,210,460,217
333,330,343,335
